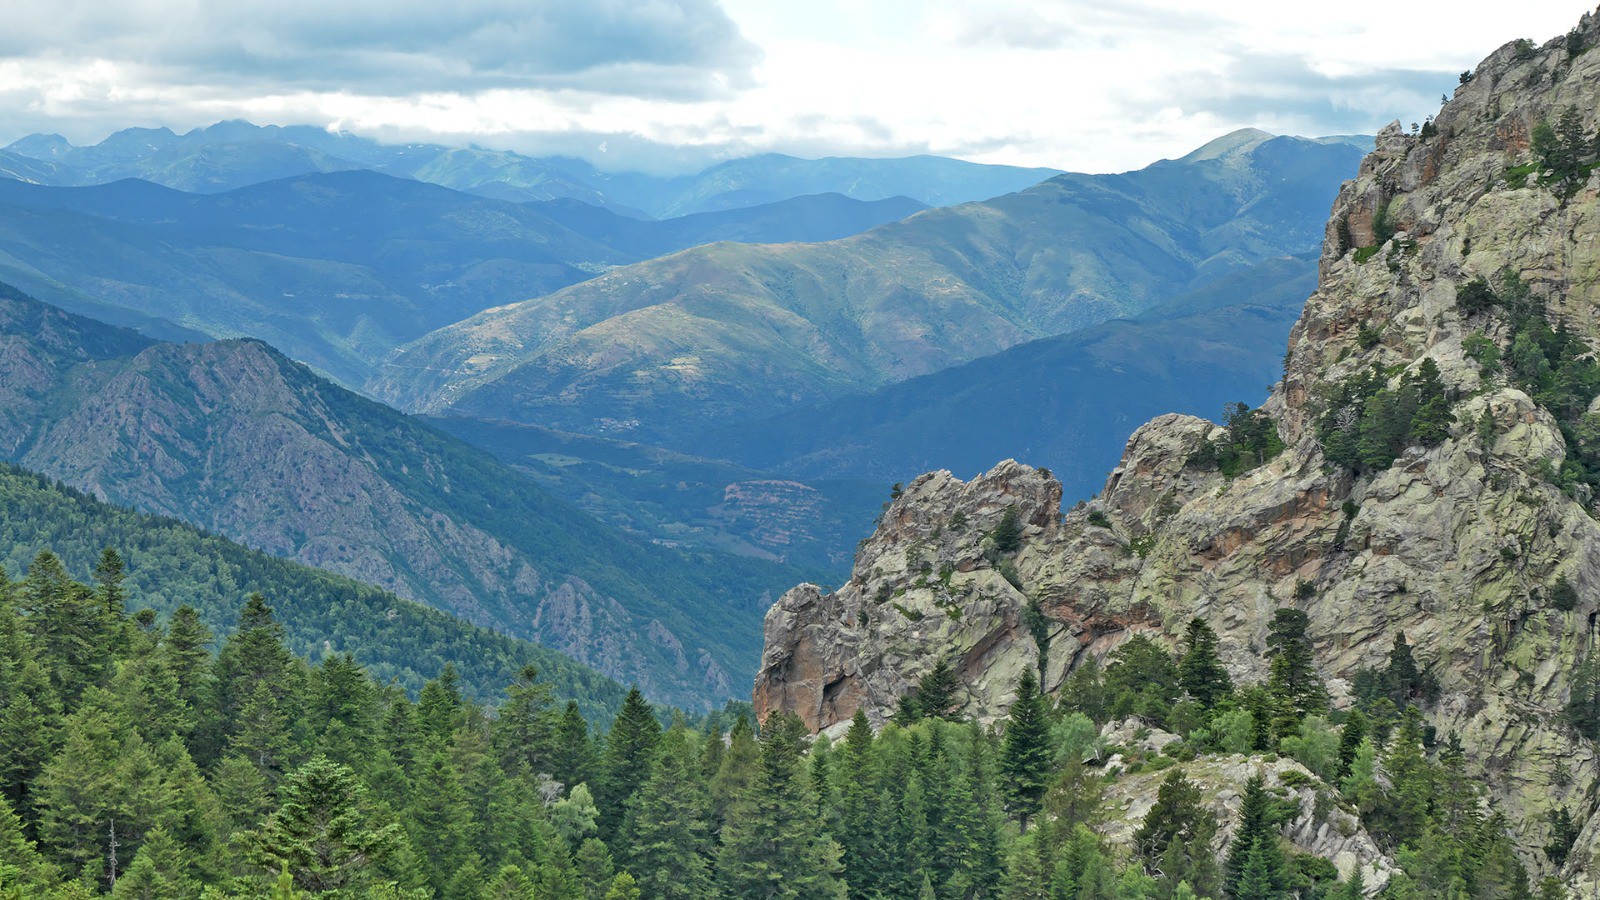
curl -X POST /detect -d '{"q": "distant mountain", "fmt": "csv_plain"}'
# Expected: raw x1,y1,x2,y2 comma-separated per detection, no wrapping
373,131,1365,445
547,152,1066,217
693,254,1316,501
0,283,821,709
0,173,923,386
426,415,885,573
2,120,1059,215
0,461,627,718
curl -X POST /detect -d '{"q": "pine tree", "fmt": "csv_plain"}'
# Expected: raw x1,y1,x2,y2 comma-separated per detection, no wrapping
109,826,195,900
621,725,716,900
212,593,300,758
416,664,464,748
247,755,403,895
596,687,661,840
1336,709,1368,779
717,712,846,900
605,873,642,900
34,689,173,887
1233,836,1289,900
1000,668,1052,829
1382,633,1422,704
1178,618,1233,710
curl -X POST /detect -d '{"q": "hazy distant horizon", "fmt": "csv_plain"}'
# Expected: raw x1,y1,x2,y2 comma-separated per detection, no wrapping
0,0,1590,175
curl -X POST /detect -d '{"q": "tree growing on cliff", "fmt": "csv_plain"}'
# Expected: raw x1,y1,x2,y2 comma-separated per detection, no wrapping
1178,618,1233,711
1000,669,1052,829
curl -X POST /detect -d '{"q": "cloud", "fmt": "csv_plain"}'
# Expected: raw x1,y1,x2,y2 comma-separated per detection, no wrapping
1151,53,1460,136
0,0,761,98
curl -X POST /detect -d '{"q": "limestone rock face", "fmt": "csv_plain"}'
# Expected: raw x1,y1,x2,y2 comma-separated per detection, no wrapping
755,7,1600,880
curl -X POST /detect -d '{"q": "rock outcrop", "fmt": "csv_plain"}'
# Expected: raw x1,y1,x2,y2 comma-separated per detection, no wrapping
756,7,1600,882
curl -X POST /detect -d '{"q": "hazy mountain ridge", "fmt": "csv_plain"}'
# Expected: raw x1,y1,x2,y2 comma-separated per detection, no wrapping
0,172,925,386
1,120,1060,216
373,131,1365,445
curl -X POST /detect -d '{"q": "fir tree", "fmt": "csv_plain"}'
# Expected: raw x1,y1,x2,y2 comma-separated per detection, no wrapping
596,687,661,840
246,755,403,895
1000,668,1052,829
1224,776,1280,898
1132,769,1219,896
621,726,716,900
717,712,847,900
1178,618,1233,710
1265,609,1327,739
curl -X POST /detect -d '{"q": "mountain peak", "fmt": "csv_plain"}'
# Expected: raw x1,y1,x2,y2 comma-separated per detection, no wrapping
1174,127,1277,163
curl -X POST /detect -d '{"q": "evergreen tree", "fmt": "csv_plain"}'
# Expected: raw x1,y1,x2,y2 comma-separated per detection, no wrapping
494,665,557,777
407,751,474,895
1264,609,1327,739
605,873,642,900
1178,618,1233,711
1000,668,1052,829
1224,776,1280,898
34,689,172,888
621,726,717,900
1233,836,1290,900
1132,769,1219,896
550,700,595,790
109,826,195,900
596,688,661,840
717,712,846,900
1336,709,1368,779
246,755,403,895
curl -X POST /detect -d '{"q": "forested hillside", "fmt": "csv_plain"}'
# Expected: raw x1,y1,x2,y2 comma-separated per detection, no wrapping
0,572,1539,899
0,461,625,717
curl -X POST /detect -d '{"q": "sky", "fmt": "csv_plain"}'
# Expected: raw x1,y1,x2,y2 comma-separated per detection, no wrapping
0,0,1592,175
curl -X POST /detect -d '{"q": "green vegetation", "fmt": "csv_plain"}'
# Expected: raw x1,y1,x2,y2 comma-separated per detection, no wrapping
1315,358,1454,474
1457,269,1600,494
0,563,1533,899
1048,612,1528,900
1527,106,1596,195
0,462,625,716
1189,402,1287,477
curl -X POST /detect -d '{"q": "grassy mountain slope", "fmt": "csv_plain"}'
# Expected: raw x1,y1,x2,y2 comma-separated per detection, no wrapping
694,254,1315,500
0,461,627,718
373,133,1363,444
0,173,923,386
0,284,815,709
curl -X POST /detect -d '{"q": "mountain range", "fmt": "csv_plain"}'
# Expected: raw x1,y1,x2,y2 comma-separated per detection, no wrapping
0,282,829,709
0,173,925,386
372,130,1365,446
1,120,1059,216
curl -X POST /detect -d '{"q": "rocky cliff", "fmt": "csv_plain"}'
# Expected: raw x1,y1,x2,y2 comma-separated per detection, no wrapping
756,8,1600,882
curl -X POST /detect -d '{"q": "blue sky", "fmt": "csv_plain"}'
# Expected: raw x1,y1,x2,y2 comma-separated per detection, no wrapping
0,0,1590,174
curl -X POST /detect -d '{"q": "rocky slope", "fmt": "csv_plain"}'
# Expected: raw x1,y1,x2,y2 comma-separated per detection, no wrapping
756,9,1600,882
372,132,1364,445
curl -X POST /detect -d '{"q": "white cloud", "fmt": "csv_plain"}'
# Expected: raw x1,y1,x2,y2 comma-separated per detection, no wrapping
0,0,1590,174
